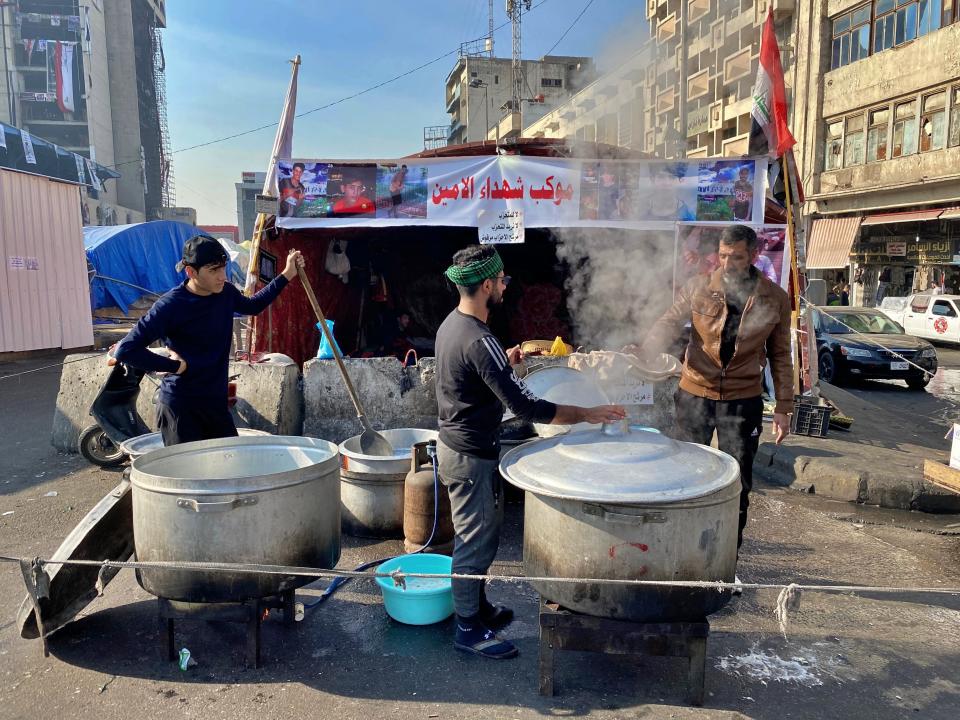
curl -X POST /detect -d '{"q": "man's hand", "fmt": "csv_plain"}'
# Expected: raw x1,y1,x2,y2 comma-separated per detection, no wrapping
167,350,187,376
282,249,306,281
581,405,628,425
505,345,524,365
772,412,790,444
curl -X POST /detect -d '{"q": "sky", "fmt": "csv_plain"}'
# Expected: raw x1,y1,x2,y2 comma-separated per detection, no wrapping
163,1,647,228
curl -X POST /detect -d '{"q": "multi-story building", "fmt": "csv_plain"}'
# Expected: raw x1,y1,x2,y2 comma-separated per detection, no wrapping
236,171,266,242
157,206,197,226
795,0,960,303
524,0,795,160
0,0,172,225
444,53,595,145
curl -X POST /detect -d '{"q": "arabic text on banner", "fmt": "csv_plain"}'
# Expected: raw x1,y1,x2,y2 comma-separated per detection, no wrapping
274,156,768,231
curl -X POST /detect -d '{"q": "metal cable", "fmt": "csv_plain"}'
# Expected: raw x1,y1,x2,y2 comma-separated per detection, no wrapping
1,554,958,597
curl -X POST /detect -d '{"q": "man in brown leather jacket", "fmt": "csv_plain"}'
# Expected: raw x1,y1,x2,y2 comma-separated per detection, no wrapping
637,224,793,549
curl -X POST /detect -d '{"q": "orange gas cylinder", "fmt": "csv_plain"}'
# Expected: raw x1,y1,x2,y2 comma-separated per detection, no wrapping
403,441,454,554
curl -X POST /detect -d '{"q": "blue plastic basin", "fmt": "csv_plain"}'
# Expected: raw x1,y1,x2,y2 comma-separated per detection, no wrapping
375,554,454,625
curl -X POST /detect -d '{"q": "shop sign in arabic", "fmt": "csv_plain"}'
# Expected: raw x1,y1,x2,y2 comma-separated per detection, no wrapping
852,237,956,263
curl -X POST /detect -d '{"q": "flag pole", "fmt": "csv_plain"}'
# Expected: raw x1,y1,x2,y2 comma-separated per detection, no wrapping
244,54,301,358
781,153,803,396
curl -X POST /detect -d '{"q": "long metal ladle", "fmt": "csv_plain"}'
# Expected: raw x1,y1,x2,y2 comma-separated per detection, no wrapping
297,266,395,456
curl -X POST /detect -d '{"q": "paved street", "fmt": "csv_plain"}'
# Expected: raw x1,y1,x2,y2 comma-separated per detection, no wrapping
1,353,960,719
832,344,960,452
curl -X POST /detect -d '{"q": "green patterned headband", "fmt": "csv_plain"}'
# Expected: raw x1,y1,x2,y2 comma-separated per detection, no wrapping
444,250,504,286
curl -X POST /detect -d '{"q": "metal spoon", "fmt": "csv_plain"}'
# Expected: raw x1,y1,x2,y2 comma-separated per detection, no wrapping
297,266,395,456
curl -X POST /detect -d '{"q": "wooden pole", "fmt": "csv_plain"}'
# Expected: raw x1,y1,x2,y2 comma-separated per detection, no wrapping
781,154,803,396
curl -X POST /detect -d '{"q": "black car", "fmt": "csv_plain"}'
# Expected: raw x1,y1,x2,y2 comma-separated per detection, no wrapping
811,307,938,390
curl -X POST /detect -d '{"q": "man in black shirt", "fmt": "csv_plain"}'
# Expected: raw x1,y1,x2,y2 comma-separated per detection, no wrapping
436,245,625,660
114,235,304,446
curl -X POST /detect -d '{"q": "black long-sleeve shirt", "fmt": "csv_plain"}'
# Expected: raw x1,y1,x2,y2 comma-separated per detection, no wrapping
114,276,289,404
435,309,557,459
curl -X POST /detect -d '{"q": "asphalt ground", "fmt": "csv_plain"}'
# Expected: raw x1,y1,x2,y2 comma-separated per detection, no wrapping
0,351,959,719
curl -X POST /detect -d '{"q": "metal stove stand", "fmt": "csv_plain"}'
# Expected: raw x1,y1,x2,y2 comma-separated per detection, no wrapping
157,589,297,668
538,597,709,706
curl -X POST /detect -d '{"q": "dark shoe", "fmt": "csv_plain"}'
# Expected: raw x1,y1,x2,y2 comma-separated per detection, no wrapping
479,602,514,631
454,620,519,659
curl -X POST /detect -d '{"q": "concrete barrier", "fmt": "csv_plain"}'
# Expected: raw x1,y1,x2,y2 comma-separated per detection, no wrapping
303,356,438,444
51,355,303,453
302,353,679,446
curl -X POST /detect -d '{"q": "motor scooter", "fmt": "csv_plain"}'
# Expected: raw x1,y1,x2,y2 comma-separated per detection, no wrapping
78,347,241,467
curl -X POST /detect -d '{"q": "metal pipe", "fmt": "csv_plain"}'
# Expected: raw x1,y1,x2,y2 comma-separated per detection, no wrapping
0,0,16,126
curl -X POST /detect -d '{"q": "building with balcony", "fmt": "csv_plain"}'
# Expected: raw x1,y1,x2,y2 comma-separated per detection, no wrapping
444,53,595,145
0,0,172,225
523,0,796,160
794,0,960,302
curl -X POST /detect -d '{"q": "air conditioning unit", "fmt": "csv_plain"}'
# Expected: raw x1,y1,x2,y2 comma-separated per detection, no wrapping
708,100,724,131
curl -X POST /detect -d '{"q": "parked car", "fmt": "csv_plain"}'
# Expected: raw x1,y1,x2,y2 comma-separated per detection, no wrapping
879,294,960,345
811,307,938,390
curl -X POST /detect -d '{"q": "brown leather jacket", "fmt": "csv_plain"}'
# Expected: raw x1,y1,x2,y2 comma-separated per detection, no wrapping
643,268,794,415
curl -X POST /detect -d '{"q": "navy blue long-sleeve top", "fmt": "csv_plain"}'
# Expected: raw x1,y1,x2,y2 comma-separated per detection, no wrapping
114,276,289,404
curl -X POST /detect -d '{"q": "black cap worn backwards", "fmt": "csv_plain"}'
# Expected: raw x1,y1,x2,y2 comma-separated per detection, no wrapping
178,235,228,271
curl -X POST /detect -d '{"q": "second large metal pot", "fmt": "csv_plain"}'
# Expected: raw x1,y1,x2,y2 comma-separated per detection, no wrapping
131,435,341,602
500,424,740,622
338,428,438,538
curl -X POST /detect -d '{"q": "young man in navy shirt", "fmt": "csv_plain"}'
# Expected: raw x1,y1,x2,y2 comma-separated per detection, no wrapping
115,235,304,446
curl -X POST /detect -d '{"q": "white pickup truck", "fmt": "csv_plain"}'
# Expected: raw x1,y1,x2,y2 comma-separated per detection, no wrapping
880,294,960,344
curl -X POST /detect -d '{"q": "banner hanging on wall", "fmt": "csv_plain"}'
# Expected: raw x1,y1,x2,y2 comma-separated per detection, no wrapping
674,223,790,296
273,156,768,231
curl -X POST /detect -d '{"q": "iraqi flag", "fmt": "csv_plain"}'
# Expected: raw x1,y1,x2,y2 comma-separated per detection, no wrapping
748,8,795,159
55,41,75,114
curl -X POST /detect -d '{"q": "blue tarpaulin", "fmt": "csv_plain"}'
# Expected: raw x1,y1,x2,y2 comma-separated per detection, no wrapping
84,221,241,314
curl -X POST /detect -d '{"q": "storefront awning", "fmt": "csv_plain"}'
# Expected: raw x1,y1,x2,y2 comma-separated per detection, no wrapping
806,216,862,269
861,209,944,225
939,207,960,220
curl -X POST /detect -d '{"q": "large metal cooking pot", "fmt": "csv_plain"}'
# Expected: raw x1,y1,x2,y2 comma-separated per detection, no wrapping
500,423,740,622
131,435,341,603
338,428,438,537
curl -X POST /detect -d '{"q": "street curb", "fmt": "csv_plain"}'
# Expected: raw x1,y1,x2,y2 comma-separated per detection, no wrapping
754,442,960,514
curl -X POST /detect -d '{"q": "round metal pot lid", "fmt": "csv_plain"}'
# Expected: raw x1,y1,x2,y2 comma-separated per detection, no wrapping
502,366,608,422
499,425,739,503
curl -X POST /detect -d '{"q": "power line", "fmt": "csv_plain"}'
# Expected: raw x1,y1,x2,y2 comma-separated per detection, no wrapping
543,0,596,57
105,1,554,174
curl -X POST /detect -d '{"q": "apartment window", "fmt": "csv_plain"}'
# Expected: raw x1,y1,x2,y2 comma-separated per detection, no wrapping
844,115,866,166
875,0,896,50
919,0,943,35
825,120,843,171
895,0,919,45
494,75,499,84
867,107,889,161
920,91,946,151
541,78,563,88
950,87,960,146
832,5,871,69
471,72,478,78
892,100,918,157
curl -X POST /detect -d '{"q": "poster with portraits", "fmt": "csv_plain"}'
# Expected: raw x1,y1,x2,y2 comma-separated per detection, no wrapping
674,223,790,297
275,156,767,231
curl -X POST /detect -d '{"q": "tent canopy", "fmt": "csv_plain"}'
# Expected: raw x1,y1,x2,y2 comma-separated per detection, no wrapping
85,220,241,313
